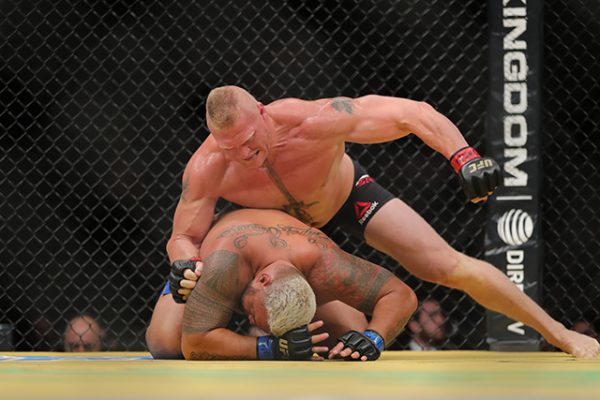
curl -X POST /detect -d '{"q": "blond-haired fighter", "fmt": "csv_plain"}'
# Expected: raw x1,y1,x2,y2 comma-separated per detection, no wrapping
179,208,417,361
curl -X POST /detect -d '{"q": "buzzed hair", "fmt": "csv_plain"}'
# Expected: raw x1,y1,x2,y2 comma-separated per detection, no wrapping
206,86,240,129
265,272,317,336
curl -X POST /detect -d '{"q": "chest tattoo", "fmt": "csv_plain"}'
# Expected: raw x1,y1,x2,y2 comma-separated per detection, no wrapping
263,162,319,225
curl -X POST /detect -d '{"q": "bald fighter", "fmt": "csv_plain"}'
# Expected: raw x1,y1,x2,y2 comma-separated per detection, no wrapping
178,208,416,361
147,86,599,359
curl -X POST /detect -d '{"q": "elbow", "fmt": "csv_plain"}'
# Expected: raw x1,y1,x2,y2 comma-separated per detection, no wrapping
181,332,214,360
406,288,418,317
396,284,418,319
415,100,436,114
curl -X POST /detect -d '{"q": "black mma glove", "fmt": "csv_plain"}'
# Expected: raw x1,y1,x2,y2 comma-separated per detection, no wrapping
168,258,201,304
450,146,501,201
337,330,384,361
256,325,313,360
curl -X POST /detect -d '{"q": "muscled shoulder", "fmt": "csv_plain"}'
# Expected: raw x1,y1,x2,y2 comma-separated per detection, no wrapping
267,97,358,140
181,136,229,201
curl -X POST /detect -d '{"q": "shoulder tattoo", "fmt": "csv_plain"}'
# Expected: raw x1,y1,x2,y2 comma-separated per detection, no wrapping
181,177,191,201
331,97,354,114
217,223,334,249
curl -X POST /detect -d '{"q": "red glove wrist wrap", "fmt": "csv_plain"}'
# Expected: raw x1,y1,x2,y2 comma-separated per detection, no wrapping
450,146,481,172
190,257,202,261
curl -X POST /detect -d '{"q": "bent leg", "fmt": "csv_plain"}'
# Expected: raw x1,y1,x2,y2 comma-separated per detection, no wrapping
364,198,600,358
146,290,185,359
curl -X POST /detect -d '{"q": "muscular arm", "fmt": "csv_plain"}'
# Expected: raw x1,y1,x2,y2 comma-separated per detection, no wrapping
310,249,417,345
181,250,256,360
306,95,468,159
166,152,223,263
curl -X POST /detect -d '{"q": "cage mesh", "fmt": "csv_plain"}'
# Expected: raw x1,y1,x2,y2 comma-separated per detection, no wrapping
1,0,596,351
540,0,600,346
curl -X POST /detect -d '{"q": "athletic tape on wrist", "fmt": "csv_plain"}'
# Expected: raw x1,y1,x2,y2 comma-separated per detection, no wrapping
449,146,480,172
256,336,276,360
363,330,384,351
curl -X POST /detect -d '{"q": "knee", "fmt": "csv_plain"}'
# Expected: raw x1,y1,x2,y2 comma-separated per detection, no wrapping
145,324,183,359
418,250,464,287
436,252,482,289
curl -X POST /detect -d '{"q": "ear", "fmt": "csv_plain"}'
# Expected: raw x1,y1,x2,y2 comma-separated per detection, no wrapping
257,272,273,287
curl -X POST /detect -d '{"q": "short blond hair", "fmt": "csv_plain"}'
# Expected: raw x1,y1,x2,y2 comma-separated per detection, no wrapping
265,272,317,336
206,86,240,129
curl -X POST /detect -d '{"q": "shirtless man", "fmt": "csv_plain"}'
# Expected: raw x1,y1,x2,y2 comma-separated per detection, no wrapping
180,208,417,361
146,85,599,359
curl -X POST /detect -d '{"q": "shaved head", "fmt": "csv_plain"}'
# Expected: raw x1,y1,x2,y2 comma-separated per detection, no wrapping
206,86,257,130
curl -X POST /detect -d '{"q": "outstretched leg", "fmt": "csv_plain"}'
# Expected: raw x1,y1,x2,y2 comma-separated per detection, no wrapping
364,198,600,358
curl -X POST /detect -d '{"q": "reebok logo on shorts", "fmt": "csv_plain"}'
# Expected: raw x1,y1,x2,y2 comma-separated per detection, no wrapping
355,201,379,225
355,174,375,188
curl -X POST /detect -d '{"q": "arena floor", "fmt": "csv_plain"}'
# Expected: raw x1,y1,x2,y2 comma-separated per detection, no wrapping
1,351,599,400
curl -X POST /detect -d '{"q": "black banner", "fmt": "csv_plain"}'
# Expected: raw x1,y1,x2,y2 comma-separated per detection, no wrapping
485,0,544,350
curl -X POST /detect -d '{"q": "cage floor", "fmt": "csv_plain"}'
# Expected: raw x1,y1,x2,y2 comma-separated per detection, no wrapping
1,351,599,400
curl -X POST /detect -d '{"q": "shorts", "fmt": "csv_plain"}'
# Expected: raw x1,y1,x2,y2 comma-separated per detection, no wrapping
319,159,395,239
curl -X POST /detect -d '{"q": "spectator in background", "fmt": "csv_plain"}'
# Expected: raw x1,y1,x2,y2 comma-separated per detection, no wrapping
572,320,598,339
63,315,104,352
407,299,447,351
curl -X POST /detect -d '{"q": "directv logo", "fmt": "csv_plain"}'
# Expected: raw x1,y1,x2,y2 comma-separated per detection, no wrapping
497,209,533,246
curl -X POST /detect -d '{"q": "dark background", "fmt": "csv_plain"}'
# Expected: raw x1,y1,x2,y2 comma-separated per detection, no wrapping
1,0,598,350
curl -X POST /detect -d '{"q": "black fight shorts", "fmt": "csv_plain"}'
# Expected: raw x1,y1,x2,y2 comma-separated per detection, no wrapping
319,159,395,239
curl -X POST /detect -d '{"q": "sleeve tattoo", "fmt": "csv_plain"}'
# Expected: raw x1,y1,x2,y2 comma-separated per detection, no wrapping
323,249,395,313
182,250,241,334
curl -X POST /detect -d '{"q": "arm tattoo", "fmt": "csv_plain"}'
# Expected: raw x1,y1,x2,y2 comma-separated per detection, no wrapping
181,178,190,201
217,224,287,248
320,249,395,313
217,223,334,249
331,97,354,114
189,352,247,360
182,250,241,334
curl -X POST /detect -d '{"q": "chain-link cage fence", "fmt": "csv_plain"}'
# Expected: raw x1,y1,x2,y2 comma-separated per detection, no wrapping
540,0,600,345
1,1,597,352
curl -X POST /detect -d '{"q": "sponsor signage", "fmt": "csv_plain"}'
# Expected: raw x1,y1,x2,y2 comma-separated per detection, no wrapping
485,0,543,350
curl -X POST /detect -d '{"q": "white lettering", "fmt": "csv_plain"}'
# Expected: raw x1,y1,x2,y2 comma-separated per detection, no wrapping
358,202,379,225
503,18,527,49
508,321,525,335
504,148,528,186
504,83,528,113
502,8,528,188
504,51,528,81
507,269,524,284
507,250,524,264
504,115,527,147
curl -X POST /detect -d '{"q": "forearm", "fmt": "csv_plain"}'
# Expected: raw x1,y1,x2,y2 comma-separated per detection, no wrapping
166,234,202,263
182,328,258,360
411,102,469,159
367,289,418,346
